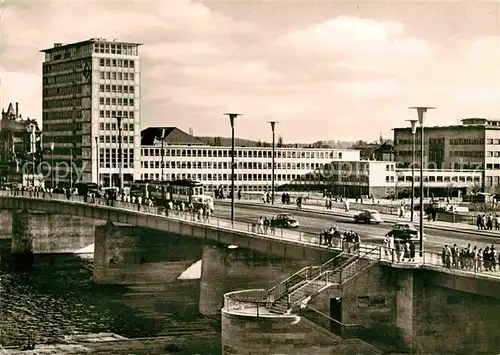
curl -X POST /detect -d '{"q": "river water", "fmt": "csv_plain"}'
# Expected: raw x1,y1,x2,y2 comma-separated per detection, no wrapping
0,239,221,353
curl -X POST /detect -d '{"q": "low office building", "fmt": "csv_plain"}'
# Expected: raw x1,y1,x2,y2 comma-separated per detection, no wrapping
395,168,482,198
394,118,500,194
139,127,397,198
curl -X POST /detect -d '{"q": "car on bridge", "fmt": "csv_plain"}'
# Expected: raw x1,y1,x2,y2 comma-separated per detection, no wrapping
353,210,383,224
270,214,300,228
386,222,426,244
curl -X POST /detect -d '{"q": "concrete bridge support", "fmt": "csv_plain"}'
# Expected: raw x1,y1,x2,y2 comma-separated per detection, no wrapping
93,222,203,284
199,244,311,316
10,210,102,255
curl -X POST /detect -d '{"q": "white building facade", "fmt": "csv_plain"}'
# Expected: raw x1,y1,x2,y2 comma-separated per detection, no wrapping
41,38,142,187
139,134,397,198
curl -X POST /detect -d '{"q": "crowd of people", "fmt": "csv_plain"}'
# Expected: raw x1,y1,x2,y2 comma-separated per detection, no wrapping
476,214,500,230
441,244,499,272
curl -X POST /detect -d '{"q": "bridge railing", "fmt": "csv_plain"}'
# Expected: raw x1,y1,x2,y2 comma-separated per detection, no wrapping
4,190,500,281
223,289,270,317
1,190,326,251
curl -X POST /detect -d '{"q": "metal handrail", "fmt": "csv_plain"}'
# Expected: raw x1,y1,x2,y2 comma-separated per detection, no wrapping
266,266,312,301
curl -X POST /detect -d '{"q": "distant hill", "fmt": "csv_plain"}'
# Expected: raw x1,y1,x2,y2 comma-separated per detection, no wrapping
195,136,363,149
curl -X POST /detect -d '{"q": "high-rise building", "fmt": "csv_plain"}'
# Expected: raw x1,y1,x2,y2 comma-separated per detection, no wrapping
40,38,142,188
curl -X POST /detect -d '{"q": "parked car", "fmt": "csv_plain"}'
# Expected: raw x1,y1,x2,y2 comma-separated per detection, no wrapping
353,210,383,224
270,214,300,228
386,222,425,243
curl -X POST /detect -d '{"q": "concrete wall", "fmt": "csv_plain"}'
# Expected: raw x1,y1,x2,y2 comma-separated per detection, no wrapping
11,210,103,254
0,210,12,238
199,244,312,316
93,222,203,284
310,264,500,353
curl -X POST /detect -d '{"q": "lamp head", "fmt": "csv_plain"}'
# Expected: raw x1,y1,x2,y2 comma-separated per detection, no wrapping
405,119,418,134
224,113,242,127
267,121,279,132
409,107,435,125
50,142,54,151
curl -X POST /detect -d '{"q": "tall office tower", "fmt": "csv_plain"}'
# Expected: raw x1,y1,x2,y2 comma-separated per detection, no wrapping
41,38,142,188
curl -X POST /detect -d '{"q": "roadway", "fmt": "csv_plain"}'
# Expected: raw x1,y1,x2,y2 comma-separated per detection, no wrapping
212,202,500,253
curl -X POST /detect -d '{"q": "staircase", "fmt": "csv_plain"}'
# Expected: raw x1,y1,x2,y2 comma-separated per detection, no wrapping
267,245,381,314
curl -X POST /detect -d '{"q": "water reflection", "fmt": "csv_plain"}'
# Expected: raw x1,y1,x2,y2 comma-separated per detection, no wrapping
0,250,220,350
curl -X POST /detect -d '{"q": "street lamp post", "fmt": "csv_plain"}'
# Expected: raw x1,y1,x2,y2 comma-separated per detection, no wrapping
268,121,278,205
161,128,166,200
117,117,123,192
95,136,99,187
224,113,242,222
406,119,418,222
50,142,54,188
70,147,73,190
409,106,435,256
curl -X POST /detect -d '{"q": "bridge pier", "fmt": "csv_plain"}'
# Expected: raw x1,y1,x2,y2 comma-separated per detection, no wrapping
199,244,311,316
10,210,101,255
93,221,203,284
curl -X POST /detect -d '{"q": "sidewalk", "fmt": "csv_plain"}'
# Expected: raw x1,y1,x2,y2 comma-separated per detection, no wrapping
217,199,500,238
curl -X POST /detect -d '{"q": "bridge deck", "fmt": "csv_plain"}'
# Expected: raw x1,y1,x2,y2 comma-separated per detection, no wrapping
1,190,499,281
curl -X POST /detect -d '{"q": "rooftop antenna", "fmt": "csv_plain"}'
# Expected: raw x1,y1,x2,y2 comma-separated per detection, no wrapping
189,127,193,136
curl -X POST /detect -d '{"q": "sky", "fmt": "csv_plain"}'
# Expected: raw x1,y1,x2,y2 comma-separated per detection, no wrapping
1,0,499,143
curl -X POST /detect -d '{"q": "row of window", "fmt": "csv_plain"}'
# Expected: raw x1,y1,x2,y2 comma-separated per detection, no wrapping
99,58,135,68
98,135,135,144
450,151,485,157
139,172,370,183
486,139,500,145
98,148,134,168
44,122,83,132
43,98,87,109
142,148,342,160
99,84,135,94
141,161,326,170
397,150,486,158
43,86,78,97
485,176,500,187
99,97,135,107
43,73,84,85
397,138,486,146
449,138,484,145
94,42,138,56
43,59,87,73
99,122,134,131
398,175,480,183
99,110,135,119
99,71,135,81
486,151,500,157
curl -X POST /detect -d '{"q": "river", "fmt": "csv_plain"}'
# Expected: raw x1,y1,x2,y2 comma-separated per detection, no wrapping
0,239,221,353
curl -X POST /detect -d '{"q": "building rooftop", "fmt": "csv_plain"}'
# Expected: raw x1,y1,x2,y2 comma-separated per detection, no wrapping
40,38,143,52
394,118,500,131
141,127,206,146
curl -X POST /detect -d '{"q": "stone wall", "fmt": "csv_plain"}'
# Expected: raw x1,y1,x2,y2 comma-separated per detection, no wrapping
93,222,203,284
0,210,12,238
309,263,500,353
11,210,103,254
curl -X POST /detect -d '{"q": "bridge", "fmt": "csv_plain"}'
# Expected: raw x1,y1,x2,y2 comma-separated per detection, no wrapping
1,191,500,354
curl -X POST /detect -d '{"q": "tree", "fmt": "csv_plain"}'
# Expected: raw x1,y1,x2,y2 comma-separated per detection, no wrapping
213,137,223,146
256,140,262,147
277,136,283,148
470,182,481,195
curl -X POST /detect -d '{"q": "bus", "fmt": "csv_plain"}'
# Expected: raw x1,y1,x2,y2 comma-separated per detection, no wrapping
129,179,214,212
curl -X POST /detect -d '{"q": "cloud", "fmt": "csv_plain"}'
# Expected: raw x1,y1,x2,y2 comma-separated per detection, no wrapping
2,3,500,143
282,16,429,58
